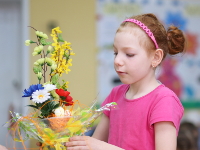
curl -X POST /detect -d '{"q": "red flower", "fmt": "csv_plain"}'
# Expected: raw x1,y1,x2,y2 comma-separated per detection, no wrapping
56,89,74,106
65,96,74,106
66,95,73,102
56,89,70,97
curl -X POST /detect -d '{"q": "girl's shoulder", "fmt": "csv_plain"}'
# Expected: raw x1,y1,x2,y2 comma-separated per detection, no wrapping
152,84,183,109
154,84,178,97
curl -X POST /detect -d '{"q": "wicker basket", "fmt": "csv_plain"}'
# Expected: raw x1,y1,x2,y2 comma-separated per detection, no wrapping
47,117,70,132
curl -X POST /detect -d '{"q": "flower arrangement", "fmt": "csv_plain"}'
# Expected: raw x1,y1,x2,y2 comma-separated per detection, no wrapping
23,26,75,119
4,27,117,150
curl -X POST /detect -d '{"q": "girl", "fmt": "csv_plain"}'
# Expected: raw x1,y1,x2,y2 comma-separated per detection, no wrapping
66,13,185,150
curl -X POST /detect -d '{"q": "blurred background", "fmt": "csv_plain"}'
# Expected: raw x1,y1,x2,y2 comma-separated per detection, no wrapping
1,0,200,149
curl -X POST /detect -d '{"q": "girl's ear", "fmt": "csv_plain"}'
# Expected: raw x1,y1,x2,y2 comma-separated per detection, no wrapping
151,49,163,68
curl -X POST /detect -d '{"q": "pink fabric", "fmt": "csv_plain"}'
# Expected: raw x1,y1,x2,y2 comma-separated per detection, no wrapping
101,84,184,150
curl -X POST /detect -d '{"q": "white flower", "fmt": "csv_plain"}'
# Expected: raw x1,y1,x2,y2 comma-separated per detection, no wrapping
43,84,57,91
25,40,31,46
54,107,65,117
51,63,57,70
32,89,50,103
32,51,38,56
42,33,48,39
65,110,71,116
38,45,44,51
47,46,53,51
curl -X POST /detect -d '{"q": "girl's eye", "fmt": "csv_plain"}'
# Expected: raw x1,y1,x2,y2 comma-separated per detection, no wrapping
114,52,118,56
126,54,135,57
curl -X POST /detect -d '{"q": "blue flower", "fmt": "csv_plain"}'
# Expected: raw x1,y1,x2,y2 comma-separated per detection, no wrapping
165,11,187,31
22,84,44,98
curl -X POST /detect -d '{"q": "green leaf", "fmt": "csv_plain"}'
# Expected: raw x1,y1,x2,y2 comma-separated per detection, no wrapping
27,105,38,109
50,90,60,100
56,82,61,89
30,40,36,44
36,102,43,108
40,38,52,46
40,100,57,117
57,34,64,42
53,103,60,110
51,74,59,85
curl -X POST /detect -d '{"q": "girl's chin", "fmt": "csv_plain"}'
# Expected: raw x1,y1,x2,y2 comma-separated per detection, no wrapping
119,80,132,85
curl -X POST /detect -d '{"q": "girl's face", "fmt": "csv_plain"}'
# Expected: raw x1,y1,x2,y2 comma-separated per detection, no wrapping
113,26,154,85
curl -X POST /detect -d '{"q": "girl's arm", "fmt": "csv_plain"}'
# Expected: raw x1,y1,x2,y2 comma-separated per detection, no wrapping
154,121,177,150
92,114,110,141
66,114,124,150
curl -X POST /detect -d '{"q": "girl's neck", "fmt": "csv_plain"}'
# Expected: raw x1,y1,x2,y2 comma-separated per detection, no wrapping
126,74,161,100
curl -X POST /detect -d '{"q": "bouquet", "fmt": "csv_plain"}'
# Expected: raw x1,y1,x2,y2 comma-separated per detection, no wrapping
4,27,117,150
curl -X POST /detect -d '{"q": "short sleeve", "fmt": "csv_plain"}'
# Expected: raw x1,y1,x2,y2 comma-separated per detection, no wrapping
150,96,184,135
101,88,116,118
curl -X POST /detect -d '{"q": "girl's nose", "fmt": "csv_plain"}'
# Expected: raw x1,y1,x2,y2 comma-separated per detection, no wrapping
114,55,124,66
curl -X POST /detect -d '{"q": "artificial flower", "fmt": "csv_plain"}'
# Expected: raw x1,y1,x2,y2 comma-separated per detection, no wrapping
38,45,44,51
43,84,57,91
31,89,50,103
25,40,31,46
37,72,42,80
52,27,62,34
65,109,71,116
45,58,54,66
35,31,48,39
32,51,38,56
33,46,40,53
34,58,45,66
54,106,65,117
48,46,53,51
55,89,70,97
22,84,44,98
51,63,57,71
65,95,74,106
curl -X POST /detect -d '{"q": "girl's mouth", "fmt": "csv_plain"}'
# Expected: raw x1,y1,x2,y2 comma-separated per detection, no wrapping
117,71,127,74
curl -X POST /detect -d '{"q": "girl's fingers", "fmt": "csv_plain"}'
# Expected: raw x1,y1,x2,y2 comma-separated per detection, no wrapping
67,146,89,150
69,136,86,141
36,142,42,146
66,136,92,150
66,140,86,147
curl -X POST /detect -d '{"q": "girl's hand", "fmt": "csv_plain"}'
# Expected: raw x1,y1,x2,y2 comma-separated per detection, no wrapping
0,145,8,150
65,136,102,150
65,136,124,150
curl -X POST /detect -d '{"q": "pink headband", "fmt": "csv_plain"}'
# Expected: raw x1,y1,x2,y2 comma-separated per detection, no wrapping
123,19,159,49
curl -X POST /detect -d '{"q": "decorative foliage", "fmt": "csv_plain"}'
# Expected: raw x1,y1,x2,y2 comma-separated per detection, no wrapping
24,26,75,118
4,26,118,150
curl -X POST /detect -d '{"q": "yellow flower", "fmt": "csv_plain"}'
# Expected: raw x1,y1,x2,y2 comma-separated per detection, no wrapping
49,27,75,77
52,27,62,34
67,59,72,66
70,52,75,55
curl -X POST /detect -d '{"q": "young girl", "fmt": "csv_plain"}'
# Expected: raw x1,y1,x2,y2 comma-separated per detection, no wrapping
65,13,185,150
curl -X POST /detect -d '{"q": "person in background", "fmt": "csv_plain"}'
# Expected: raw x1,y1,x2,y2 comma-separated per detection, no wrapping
65,13,186,150
177,121,199,150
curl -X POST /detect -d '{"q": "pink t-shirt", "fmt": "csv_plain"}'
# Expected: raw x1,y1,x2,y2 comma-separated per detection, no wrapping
102,84,184,150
